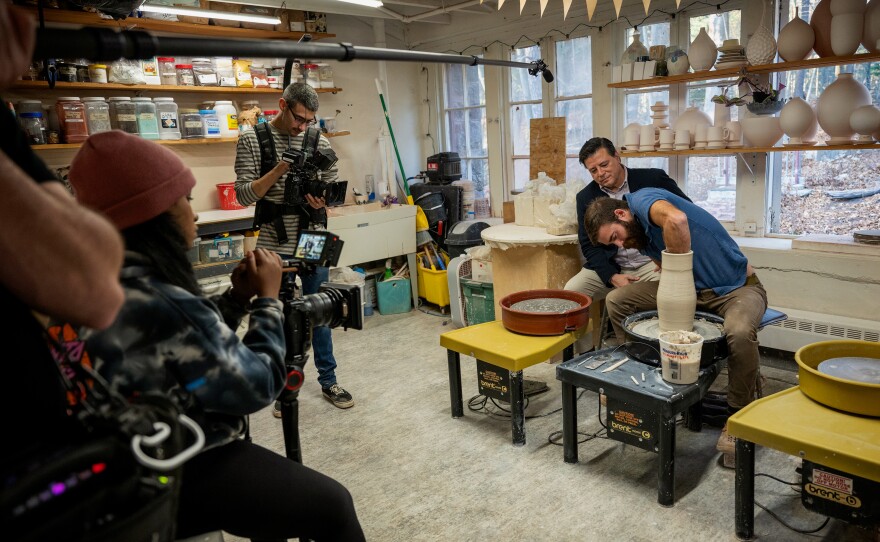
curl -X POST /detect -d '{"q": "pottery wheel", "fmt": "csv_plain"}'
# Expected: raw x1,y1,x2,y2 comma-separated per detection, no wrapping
510,298,580,313
817,357,880,384
627,316,724,341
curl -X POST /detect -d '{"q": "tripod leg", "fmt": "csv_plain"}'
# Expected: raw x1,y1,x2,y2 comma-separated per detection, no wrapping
279,392,302,464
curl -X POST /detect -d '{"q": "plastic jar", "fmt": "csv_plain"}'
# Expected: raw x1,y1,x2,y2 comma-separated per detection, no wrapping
88,64,108,83
19,112,45,145
303,63,320,88
17,99,43,117
154,97,181,140
199,109,221,138
82,97,112,135
180,108,204,140
132,97,160,139
262,109,278,123
317,63,334,88
192,57,218,86
44,105,60,144
57,62,78,83
157,57,177,85
175,64,195,86
108,96,139,134
55,97,88,143
213,100,238,137
75,64,90,83
267,66,284,89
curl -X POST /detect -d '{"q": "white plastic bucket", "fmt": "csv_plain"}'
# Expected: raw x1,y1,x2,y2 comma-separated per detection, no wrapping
658,330,704,385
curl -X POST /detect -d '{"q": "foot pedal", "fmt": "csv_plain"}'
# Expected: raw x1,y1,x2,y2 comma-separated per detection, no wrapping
523,379,549,397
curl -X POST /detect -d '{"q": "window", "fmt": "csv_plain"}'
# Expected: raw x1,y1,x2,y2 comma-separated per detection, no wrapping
443,63,488,194
683,10,741,221
506,36,593,190
770,0,880,235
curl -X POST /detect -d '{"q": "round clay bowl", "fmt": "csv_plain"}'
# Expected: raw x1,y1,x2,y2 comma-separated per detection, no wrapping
499,289,591,336
795,340,880,417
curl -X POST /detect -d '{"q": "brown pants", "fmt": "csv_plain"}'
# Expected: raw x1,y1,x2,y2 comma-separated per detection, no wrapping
606,275,768,408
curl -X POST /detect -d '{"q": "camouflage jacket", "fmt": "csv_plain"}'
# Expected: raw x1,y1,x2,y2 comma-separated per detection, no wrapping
82,252,286,450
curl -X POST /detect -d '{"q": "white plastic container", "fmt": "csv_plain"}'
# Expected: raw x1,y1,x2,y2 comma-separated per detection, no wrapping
154,97,181,140
213,100,238,137
199,109,221,139
199,235,244,263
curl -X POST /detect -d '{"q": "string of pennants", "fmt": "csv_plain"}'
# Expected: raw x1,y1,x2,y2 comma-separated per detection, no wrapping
485,0,683,21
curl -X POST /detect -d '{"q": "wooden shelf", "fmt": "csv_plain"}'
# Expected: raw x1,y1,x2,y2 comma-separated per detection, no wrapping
32,131,350,151
608,52,880,90
619,142,880,158
30,8,335,41
11,80,343,95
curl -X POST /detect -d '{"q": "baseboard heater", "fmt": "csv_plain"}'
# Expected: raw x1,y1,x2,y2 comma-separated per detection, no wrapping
759,307,880,353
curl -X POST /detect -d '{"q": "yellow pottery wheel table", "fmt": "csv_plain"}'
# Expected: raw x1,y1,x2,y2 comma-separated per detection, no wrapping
728,387,880,540
440,320,585,446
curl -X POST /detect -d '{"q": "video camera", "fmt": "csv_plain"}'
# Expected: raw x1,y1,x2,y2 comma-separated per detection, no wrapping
281,126,348,207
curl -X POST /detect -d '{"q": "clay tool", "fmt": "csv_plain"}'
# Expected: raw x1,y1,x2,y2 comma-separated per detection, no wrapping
601,357,628,373
428,243,446,270
630,375,640,385
585,357,611,370
641,372,646,381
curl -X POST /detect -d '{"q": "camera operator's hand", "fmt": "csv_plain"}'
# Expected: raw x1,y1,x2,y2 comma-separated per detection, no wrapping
305,193,326,209
1,5,36,89
231,249,283,302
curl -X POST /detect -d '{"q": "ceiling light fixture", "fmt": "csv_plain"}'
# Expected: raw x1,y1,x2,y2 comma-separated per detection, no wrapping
139,4,282,25
336,0,384,8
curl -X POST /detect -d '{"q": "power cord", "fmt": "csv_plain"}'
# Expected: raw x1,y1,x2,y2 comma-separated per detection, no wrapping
548,394,609,446
753,471,830,535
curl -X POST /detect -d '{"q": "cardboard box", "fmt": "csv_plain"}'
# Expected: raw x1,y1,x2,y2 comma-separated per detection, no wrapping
240,5,275,30
621,63,633,82
633,61,645,80
208,1,240,28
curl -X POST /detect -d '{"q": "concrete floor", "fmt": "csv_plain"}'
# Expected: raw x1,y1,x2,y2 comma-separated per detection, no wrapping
226,309,876,542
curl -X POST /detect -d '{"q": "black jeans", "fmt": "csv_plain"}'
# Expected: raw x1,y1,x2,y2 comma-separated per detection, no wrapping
175,440,365,541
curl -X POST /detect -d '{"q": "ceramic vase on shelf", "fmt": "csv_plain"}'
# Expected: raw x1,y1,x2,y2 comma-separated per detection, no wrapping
810,0,835,57
817,72,871,144
830,0,868,56
778,14,815,61
622,31,649,64
713,103,731,127
865,0,880,53
780,97,819,145
657,250,697,333
672,107,712,147
689,28,718,71
667,46,689,75
850,105,880,141
746,24,778,66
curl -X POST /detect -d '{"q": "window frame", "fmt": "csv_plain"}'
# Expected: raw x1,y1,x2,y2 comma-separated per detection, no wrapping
440,62,489,193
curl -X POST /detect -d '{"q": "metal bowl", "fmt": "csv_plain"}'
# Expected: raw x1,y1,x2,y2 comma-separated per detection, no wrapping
622,310,728,368
796,340,880,417
499,289,591,336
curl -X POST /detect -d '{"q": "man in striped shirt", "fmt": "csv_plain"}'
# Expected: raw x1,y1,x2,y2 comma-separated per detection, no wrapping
235,82,354,411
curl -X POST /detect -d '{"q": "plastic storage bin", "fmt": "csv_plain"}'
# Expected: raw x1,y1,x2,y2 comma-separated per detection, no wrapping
417,254,450,308
376,278,411,315
199,235,244,263
461,278,495,325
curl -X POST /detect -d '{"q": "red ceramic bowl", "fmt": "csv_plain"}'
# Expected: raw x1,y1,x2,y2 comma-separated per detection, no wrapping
499,289,591,336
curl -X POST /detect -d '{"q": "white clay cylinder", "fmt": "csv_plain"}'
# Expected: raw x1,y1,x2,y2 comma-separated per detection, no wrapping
657,250,697,332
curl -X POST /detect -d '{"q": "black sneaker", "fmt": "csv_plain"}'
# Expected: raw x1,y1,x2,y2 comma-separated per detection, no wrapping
273,400,282,419
322,384,354,409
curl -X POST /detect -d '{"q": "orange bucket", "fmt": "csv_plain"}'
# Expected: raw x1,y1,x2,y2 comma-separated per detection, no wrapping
216,182,245,210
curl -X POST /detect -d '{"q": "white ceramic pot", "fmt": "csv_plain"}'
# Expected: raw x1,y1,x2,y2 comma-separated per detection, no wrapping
850,105,880,141
830,0,866,16
657,251,696,333
817,72,872,143
832,13,867,55
778,15,816,61
667,53,690,75
688,27,717,71
742,116,784,147
811,0,835,57
780,98,818,144
672,107,713,146
864,0,880,53
746,25,778,66
713,103,731,127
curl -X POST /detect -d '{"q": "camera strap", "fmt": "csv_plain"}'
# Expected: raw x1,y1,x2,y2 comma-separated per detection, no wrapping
252,123,309,245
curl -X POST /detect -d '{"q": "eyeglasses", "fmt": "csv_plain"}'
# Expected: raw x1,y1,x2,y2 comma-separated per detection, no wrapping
287,107,317,127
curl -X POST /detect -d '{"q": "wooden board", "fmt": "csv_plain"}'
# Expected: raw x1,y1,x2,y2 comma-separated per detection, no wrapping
529,117,566,184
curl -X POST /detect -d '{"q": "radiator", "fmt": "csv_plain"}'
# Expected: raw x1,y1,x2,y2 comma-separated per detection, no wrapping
759,307,880,353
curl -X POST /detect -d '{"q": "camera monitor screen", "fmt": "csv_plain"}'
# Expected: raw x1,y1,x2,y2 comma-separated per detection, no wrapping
295,232,327,262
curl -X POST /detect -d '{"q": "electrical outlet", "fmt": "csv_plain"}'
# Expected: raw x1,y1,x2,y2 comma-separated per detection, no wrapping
744,222,757,233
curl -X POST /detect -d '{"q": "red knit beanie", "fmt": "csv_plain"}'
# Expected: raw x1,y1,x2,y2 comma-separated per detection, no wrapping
68,130,197,230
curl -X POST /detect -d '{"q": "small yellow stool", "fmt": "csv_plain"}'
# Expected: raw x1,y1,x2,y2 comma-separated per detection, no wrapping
439,320,586,446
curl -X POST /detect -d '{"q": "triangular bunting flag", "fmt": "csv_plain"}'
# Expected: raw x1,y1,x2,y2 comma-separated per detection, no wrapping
643,0,651,14
497,0,505,9
562,0,572,18
613,0,623,18
675,0,680,6
519,0,527,14
586,0,597,20
540,0,549,16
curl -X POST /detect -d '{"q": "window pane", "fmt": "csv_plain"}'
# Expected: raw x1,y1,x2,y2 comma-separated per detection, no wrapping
625,22,670,52
445,65,465,109
465,64,486,107
465,158,489,193
467,107,487,156
566,157,590,184
447,109,466,151
510,45,542,102
513,159,531,191
689,10,741,44
624,156,670,171
510,103,542,155
625,89,670,126
556,98,593,154
685,155,737,221
556,36,592,96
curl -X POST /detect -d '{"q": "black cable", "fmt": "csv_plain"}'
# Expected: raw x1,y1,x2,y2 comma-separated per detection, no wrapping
754,500,830,535
466,389,588,420
756,472,801,490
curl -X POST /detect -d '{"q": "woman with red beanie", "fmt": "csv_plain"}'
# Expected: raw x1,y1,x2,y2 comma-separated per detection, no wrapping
67,130,365,542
